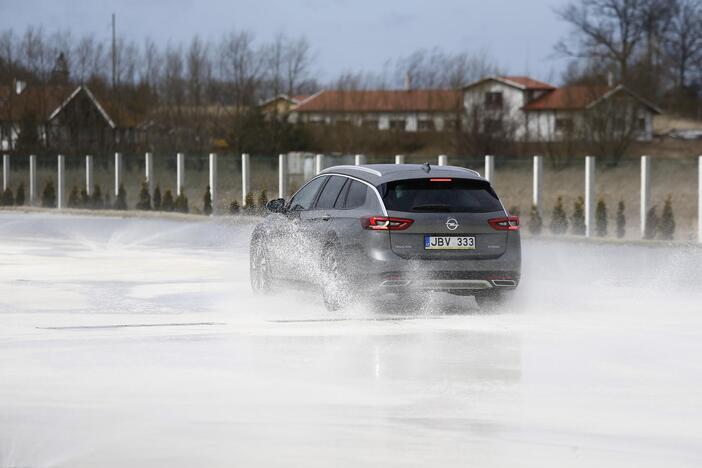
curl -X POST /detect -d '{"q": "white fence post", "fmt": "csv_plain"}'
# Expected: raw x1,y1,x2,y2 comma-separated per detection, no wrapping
145,152,154,195
29,154,37,206
484,155,495,182
114,152,122,197
315,154,324,174
209,153,217,214
57,155,65,209
354,154,366,165
176,152,185,196
698,155,702,243
533,155,543,211
641,155,651,238
278,153,288,199
2,154,9,191
85,155,94,196
241,153,250,205
585,156,596,238
437,154,448,166
395,154,405,164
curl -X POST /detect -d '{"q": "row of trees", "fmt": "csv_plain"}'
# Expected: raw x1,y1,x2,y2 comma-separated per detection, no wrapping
524,196,676,240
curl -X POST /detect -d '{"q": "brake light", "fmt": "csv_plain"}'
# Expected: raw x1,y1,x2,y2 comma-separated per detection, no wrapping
361,216,414,231
488,216,520,231
429,178,452,182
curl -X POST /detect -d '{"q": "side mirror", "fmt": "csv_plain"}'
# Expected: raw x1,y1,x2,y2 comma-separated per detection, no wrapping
266,198,286,213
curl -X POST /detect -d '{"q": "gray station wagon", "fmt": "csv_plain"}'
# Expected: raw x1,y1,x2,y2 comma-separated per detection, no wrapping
250,163,521,310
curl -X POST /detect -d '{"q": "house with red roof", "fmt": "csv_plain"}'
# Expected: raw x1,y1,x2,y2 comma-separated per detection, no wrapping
462,76,660,142
522,84,661,142
290,89,463,131
0,81,138,153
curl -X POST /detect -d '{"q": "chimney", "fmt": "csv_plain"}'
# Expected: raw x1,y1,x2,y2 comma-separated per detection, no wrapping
607,71,614,87
15,80,26,95
404,72,412,91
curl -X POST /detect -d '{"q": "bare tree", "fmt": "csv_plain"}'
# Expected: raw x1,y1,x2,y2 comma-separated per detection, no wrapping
285,36,311,96
665,0,702,88
555,0,646,83
141,38,162,90
186,36,210,106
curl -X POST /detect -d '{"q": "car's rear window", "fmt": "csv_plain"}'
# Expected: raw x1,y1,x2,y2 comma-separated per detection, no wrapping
379,178,503,213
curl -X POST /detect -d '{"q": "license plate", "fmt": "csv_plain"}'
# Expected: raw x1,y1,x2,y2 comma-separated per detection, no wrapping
424,235,475,250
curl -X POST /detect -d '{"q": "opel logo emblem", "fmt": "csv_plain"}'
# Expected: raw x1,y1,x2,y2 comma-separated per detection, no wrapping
446,217,459,231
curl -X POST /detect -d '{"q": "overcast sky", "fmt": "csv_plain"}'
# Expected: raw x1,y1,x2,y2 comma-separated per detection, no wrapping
0,0,571,84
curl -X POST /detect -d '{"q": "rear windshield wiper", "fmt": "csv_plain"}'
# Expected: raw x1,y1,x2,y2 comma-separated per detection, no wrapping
411,204,451,212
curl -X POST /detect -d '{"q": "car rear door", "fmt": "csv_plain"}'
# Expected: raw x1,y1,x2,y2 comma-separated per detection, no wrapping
380,177,511,260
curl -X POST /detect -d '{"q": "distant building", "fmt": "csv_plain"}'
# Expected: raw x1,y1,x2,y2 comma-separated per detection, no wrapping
522,84,661,142
291,76,660,143
290,89,463,132
259,94,309,118
463,75,660,142
0,82,137,153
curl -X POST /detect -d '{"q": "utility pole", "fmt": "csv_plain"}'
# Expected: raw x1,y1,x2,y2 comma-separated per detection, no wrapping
111,13,116,89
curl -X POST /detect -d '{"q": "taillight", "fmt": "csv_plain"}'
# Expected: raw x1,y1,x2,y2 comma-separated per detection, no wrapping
488,216,520,231
361,216,414,231
429,178,452,182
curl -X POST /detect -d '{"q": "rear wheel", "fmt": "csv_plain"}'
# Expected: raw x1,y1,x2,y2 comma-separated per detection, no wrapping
250,237,272,294
320,245,354,311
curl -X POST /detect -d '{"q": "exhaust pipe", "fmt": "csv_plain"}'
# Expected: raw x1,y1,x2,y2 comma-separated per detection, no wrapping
492,279,517,287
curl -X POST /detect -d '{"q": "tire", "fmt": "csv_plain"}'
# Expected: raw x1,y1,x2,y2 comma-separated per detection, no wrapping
250,237,272,294
320,245,354,311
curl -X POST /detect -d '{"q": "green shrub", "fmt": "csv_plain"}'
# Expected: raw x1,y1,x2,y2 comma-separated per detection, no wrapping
243,192,256,215
174,191,189,213
528,205,542,236
616,201,626,238
571,196,586,236
15,183,25,206
644,206,659,239
595,199,607,237
153,184,162,210
114,184,128,210
67,186,80,208
80,188,90,208
91,185,103,209
550,196,568,235
257,189,268,214
104,192,111,208
162,190,174,211
658,196,675,240
203,186,213,215
229,200,240,215
42,179,56,208
136,182,151,210
1,187,14,206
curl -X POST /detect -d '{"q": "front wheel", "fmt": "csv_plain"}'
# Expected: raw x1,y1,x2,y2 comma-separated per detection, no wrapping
250,237,272,294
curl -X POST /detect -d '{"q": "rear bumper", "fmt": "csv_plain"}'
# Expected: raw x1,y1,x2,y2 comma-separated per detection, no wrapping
345,230,521,290
376,270,519,292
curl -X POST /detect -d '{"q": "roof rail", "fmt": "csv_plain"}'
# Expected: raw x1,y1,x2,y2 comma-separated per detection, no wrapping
321,165,383,177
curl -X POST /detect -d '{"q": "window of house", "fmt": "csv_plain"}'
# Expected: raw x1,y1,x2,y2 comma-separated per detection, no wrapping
362,119,379,129
389,119,406,131
418,119,435,131
485,92,503,110
638,118,646,131
555,118,574,132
